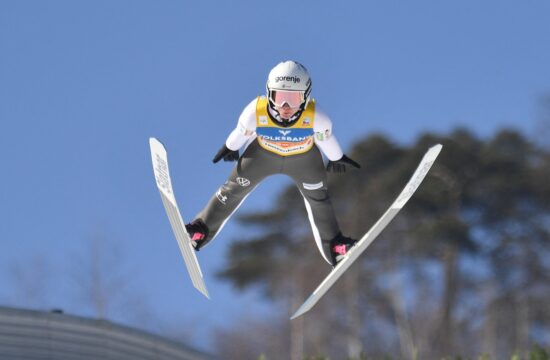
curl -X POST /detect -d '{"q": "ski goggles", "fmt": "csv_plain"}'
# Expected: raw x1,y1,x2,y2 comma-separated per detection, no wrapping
269,90,305,108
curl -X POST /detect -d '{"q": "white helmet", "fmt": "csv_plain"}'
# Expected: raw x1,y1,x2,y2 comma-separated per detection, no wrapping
266,60,312,112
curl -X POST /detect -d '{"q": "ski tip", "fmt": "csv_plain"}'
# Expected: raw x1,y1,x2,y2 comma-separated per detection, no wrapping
149,137,167,155
423,143,443,162
431,143,443,152
149,137,161,147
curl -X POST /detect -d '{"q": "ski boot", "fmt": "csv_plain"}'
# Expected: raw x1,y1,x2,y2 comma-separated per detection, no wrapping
329,233,358,266
185,219,209,251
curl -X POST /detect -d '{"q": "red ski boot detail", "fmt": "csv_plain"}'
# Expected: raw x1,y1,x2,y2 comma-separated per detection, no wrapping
185,219,209,251
192,233,205,242
329,233,357,266
333,244,348,256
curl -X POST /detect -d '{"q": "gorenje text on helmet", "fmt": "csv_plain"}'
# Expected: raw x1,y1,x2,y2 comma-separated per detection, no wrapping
274,76,301,83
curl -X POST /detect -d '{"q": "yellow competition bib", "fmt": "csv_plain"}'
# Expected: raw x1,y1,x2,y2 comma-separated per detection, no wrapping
255,96,315,156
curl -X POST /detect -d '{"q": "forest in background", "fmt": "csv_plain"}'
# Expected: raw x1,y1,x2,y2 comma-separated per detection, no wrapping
214,123,550,359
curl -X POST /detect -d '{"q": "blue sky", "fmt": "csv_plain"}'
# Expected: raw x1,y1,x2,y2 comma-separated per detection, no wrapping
1,0,549,352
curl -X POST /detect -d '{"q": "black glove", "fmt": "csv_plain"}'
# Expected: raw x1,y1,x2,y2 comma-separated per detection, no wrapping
212,144,239,163
326,155,361,173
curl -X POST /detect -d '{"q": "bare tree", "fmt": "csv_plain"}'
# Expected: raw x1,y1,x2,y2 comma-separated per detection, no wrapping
70,232,124,317
68,229,155,326
7,254,53,308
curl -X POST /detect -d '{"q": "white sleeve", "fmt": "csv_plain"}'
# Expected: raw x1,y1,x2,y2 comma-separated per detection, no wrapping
225,98,258,151
313,108,344,161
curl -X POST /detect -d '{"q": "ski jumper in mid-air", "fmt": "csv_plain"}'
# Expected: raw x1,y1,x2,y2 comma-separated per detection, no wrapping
185,60,360,266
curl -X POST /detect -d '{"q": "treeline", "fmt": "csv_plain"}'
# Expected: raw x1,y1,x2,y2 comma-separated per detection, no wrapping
212,128,550,360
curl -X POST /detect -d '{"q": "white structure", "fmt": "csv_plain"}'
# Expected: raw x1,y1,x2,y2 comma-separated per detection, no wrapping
0,306,216,360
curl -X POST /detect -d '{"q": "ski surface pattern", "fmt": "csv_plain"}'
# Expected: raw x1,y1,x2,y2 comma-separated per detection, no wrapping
149,138,209,298
291,144,443,319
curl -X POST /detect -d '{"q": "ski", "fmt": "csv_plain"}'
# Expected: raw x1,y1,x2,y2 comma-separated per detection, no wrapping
149,137,209,298
291,144,443,320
